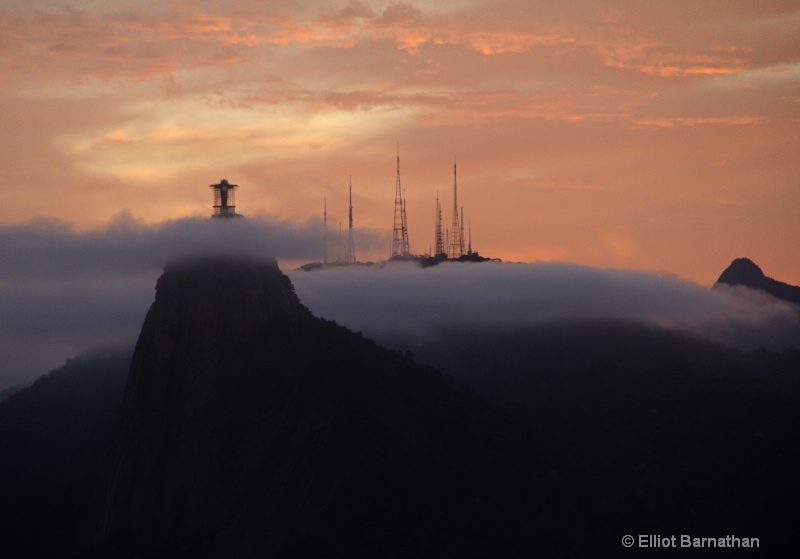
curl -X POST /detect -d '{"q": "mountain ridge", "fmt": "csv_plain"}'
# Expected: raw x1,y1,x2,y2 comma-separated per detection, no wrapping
715,257,800,305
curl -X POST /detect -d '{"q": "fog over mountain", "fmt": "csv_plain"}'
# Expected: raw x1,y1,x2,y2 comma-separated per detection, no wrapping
1,212,325,281
3,214,798,391
0,214,382,389
288,261,800,353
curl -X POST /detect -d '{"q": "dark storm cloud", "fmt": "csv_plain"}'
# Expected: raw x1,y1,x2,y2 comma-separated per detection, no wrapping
287,261,800,351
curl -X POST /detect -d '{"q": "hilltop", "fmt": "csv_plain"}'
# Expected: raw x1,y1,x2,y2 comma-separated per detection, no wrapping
715,257,800,305
79,256,540,557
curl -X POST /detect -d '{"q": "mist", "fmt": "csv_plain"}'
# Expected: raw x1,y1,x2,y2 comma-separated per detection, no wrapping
0,213,353,390
287,261,800,353
3,212,797,392
0,212,327,280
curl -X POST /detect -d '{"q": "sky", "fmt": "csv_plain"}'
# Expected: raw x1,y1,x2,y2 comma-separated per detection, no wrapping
0,0,798,285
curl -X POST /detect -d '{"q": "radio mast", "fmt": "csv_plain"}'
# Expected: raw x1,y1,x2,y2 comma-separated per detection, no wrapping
391,146,410,257
345,179,356,264
449,160,464,258
434,191,445,257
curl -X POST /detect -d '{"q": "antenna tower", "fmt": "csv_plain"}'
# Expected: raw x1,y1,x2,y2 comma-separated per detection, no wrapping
391,146,410,257
323,196,328,264
434,191,445,257
449,160,465,258
460,207,466,255
345,179,356,264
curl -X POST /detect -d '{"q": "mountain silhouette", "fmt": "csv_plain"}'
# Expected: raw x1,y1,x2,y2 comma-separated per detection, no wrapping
715,257,800,305
4,256,800,557
408,320,800,555
79,256,540,558
0,348,131,557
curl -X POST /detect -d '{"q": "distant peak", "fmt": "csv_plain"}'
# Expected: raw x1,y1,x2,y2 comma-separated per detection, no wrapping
716,257,765,287
714,258,800,306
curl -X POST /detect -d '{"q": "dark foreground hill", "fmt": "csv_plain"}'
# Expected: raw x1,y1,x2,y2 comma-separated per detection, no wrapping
77,256,540,558
715,257,800,305
410,321,800,555
0,348,131,557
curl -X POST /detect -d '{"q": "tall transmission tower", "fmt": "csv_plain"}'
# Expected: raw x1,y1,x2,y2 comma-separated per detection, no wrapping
460,207,465,255
345,179,356,264
391,147,410,257
449,159,465,258
434,191,445,257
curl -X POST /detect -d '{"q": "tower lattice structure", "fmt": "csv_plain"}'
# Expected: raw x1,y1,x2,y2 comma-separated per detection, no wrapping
449,161,465,258
391,148,410,257
434,191,445,257
345,179,356,264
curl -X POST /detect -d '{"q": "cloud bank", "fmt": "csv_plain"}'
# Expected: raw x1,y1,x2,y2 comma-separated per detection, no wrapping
2,214,797,393
0,213,374,389
0,212,325,280
288,261,800,351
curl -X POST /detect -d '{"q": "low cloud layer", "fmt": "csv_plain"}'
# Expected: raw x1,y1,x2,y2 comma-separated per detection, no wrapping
0,214,358,389
0,212,326,281
288,261,800,352
2,221,797,392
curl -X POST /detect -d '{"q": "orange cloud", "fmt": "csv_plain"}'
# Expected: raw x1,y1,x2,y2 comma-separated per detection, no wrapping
599,45,747,77
632,116,765,129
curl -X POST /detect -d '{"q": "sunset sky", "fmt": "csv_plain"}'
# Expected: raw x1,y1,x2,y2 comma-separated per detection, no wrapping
1,0,798,284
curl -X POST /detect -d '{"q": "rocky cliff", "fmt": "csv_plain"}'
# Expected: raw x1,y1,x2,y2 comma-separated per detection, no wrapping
82,256,538,558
